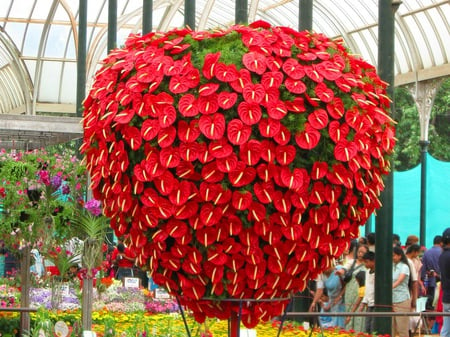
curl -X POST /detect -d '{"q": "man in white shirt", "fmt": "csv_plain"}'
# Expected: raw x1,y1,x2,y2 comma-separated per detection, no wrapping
362,251,375,333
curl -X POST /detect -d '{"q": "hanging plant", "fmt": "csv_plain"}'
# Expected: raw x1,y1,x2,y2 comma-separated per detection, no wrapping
81,21,395,327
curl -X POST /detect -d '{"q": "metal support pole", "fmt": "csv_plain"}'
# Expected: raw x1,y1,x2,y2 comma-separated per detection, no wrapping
108,0,117,52
298,0,313,31
76,0,87,117
235,0,248,25
419,140,429,247
142,0,153,35
184,0,195,30
375,0,401,334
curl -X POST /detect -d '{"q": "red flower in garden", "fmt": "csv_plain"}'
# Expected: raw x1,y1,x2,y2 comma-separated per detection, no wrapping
82,22,395,328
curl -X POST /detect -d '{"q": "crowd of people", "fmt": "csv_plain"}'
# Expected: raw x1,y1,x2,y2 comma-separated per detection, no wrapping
308,228,450,337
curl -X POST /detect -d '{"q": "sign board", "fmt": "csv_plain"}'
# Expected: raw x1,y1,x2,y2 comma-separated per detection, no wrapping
83,332,96,337
60,284,70,296
240,329,256,337
154,287,171,299
54,321,69,337
124,277,140,288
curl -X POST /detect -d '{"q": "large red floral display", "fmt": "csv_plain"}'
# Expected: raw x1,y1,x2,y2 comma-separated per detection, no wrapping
81,22,395,327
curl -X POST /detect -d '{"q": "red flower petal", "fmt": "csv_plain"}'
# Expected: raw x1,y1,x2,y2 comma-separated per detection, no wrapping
157,126,177,148
228,162,256,187
201,161,225,183
316,60,342,81
282,58,305,79
308,109,329,129
243,84,265,104
227,119,252,145
275,145,296,166
198,93,219,115
294,123,321,150
315,82,334,103
216,153,238,172
273,124,291,145
179,142,199,162
141,118,160,141
159,105,177,127
202,52,221,79
328,121,350,143
159,147,180,168
258,118,281,137
215,63,239,82
261,71,284,89
178,119,201,143
230,69,252,93
178,94,199,117
242,52,267,75
198,83,220,96
199,113,226,139
122,126,142,150
209,138,233,159
218,91,237,109
232,190,253,211
238,102,262,125
239,140,262,166
304,65,323,82
284,78,306,94
334,139,358,162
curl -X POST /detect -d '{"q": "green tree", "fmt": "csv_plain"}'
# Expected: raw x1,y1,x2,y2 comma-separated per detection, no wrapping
393,77,450,171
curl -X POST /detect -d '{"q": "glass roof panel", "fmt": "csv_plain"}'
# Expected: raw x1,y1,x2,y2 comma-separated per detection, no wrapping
38,61,62,101
22,23,43,56
60,61,76,103
44,24,71,58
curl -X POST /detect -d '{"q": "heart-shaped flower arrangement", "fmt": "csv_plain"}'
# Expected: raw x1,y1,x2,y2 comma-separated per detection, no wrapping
81,21,395,327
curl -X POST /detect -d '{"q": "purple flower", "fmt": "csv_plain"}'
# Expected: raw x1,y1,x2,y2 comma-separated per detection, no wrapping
51,175,62,189
84,199,102,216
61,184,71,195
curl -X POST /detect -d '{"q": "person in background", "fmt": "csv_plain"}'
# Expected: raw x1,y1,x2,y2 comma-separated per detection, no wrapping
309,262,346,328
345,270,366,327
112,240,136,281
421,235,443,311
393,233,401,247
438,228,450,337
406,244,423,297
405,235,420,250
392,245,412,337
367,232,376,253
361,251,376,334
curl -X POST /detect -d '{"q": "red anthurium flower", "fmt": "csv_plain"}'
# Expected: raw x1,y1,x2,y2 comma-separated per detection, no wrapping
169,75,190,93
284,78,307,94
215,63,239,82
121,126,142,150
141,118,160,141
216,153,238,173
201,161,224,183
327,97,345,119
154,171,176,195
176,161,201,181
157,126,177,148
315,82,334,103
279,167,307,190
282,58,305,79
275,145,296,166
159,105,177,127
295,124,321,150
285,97,306,113
168,180,191,206
199,113,226,139
228,162,256,187
174,200,199,219
311,162,328,180
273,124,291,145
254,181,276,204
261,71,284,89
328,121,350,143
178,119,201,143
178,94,199,117
218,91,238,109
334,139,358,162
243,84,265,104
159,147,181,168
196,226,219,247
258,118,281,138
202,52,221,79
304,65,323,83
198,83,220,96
315,60,342,81
307,109,329,130
179,141,199,162
230,68,252,93
209,138,233,159
198,93,219,115
197,143,215,164
239,140,262,166
227,119,252,145
238,102,262,125
272,191,292,213
242,51,267,75
309,181,327,205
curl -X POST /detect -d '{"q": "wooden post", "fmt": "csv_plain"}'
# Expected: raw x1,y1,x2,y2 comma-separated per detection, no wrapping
82,277,94,330
20,246,31,334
